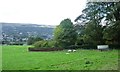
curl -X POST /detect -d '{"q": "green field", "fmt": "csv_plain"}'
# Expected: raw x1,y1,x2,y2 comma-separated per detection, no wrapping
2,45,118,70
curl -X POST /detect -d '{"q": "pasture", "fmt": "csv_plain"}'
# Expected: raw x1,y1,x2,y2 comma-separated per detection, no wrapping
2,45,118,70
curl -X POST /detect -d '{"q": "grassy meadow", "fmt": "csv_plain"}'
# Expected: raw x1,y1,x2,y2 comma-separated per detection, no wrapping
2,45,119,70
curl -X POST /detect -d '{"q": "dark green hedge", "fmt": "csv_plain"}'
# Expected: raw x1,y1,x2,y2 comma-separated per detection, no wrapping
67,44,120,49
65,45,97,49
109,44,120,49
28,47,63,52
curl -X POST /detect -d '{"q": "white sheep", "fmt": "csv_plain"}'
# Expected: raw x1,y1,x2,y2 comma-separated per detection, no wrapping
68,49,72,52
73,49,76,52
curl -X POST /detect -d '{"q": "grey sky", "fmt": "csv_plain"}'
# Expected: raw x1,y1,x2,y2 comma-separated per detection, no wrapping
0,0,87,25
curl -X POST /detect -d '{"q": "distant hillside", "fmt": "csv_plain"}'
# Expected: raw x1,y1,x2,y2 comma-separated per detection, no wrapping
1,23,56,40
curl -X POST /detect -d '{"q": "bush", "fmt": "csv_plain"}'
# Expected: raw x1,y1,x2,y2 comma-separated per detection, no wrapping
65,45,79,49
82,45,97,49
109,44,120,49
33,40,57,48
27,37,43,45
63,45,97,49
33,41,47,48
47,40,57,48
33,41,41,48
75,44,120,49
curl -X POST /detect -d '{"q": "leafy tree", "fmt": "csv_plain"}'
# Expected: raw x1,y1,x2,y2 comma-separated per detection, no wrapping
75,2,120,45
75,2,105,45
103,2,120,44
83,22,104,45
54,18,77,48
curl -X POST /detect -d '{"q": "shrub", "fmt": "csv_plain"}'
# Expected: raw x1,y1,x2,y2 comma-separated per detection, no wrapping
33,41,47,48
33,40,57,48
109,44,120,49
33,41,41,48
47,40,57,48
82,45,97,49
27,37,43,45
64,45,97,49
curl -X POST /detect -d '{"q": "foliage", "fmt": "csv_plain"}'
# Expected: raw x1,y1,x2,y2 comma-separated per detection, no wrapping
83,22,104,45
47,40,57,48
75,36,84,45
54,18,77,48
75,2,120,45
33,40,57,48
27,37,43,45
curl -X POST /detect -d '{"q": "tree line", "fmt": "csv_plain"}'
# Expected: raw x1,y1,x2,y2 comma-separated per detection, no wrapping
74,2,120,45
28,2,120,49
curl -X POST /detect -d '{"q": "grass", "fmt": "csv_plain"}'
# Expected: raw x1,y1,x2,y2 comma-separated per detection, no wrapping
2,45,119,70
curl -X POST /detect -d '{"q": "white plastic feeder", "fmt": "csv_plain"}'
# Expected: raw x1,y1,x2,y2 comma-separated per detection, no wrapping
97,45,109,50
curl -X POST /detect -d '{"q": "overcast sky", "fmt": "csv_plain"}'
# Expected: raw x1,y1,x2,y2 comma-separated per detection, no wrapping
0,0,87,25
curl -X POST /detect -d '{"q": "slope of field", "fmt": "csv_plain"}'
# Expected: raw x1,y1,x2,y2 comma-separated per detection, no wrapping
2,45,118,70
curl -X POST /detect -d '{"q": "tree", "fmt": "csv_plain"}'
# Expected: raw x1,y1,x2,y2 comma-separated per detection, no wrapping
83,22,104,45
75,2,105,45
54,18,77,48
75,2,120,45
103,2,120,44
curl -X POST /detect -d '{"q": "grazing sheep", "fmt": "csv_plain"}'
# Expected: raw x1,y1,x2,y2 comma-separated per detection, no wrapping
73,49,76,52
68,49,72,52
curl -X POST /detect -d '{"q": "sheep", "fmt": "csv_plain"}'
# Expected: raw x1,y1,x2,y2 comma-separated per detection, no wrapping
67,49,77,52
68,49,72,52
73,49,76,52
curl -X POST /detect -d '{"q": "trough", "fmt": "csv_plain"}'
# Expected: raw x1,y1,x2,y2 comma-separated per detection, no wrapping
97,45,109,51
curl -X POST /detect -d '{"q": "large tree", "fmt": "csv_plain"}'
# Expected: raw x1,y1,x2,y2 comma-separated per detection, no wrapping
54,18,77,48
75,2,105,45
75,2,120,45
103,2,120,44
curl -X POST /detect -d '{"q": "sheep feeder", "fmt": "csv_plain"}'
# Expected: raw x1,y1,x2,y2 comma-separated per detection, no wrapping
97,45,109,51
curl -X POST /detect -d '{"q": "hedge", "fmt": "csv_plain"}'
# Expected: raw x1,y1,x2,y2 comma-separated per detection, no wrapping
68,44,120,49
109,44,120,49
28,47,63,52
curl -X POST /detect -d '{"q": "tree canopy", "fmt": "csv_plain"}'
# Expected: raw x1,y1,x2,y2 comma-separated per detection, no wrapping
75,2,120,45
54,18,77,48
